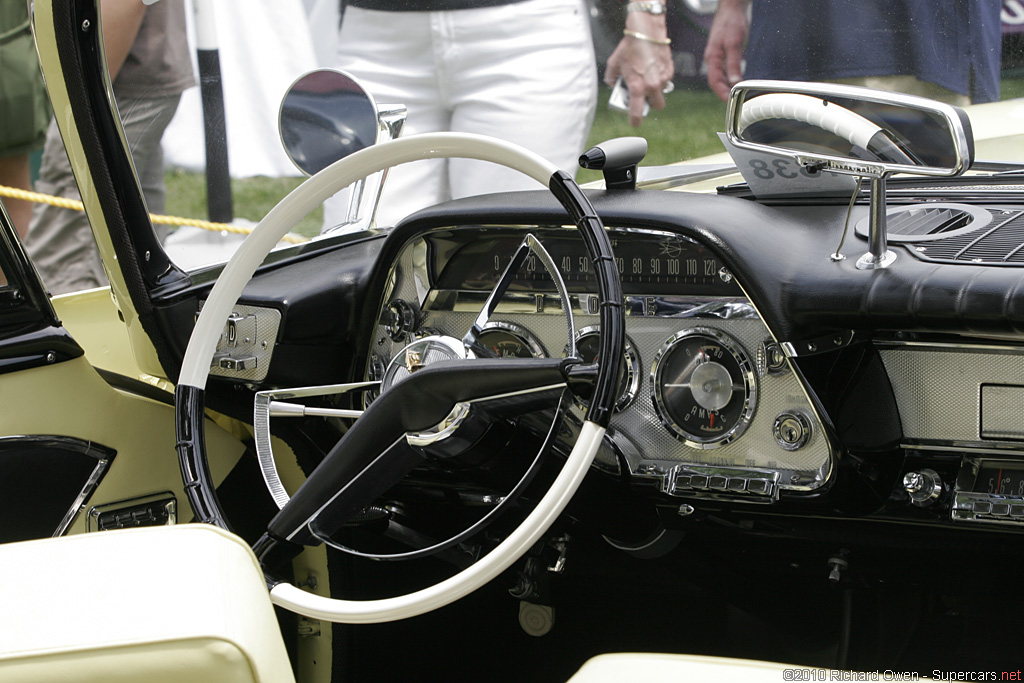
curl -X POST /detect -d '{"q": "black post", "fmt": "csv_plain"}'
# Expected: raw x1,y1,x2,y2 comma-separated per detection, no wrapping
193,1,233,223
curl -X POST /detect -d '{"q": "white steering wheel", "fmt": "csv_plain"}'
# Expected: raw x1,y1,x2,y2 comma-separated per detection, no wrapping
175,132,624,624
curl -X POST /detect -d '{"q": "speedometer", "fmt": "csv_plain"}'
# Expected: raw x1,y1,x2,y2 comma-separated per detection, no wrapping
651,328,757,449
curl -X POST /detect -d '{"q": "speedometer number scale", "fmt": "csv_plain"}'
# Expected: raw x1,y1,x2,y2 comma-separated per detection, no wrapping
652,328,757,449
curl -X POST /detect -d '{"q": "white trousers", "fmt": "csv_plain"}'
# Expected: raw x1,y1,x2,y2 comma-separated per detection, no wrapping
323,0,597,230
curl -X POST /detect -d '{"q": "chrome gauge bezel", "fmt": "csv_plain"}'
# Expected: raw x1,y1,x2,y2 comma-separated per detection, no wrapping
650,327,758,449
476,321,547,358
571,326,641,412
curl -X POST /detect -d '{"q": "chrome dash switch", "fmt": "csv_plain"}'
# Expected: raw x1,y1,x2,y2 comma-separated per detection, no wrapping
204,302,281,382
903,468,943,507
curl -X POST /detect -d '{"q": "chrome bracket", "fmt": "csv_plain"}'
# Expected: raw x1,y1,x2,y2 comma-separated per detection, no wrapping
254,381,378,509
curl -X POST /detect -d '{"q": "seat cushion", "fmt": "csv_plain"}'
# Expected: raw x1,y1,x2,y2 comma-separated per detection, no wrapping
0,524,295,683
568,652,804,682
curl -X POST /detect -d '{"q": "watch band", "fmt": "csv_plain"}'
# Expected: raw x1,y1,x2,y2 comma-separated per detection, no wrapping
626,1,667,15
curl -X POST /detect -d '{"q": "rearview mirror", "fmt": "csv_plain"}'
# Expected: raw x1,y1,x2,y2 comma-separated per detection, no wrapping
726,80,975,178
726,81,975,271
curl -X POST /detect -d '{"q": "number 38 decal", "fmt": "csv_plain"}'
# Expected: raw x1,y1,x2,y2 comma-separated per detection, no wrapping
747,158,820,180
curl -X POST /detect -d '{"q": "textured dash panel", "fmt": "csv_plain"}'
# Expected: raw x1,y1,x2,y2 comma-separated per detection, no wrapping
880,346,1024,443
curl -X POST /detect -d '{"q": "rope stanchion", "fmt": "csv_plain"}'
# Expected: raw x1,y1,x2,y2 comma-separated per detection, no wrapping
0,184,310,245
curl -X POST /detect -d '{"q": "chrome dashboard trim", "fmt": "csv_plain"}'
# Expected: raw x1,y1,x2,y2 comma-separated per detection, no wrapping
780,330,856,357
875,340,1024,354
56,456,111,536
424,292,759,319
902,440,1024,456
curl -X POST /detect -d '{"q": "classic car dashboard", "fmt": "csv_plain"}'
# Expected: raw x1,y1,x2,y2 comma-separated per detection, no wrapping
204,187,1024,542
367,224,834,505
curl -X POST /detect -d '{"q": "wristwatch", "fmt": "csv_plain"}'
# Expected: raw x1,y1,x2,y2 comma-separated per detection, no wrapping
626,1,667,15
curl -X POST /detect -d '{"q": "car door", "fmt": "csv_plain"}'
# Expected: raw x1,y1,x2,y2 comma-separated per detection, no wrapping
0,204,114,543
0,205,248,544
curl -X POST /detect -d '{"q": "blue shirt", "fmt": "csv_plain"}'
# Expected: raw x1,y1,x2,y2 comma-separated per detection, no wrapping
348,0,527,10
744,0,1003,103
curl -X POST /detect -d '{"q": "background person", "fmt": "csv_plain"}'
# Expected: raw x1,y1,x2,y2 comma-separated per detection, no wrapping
704,0,1003,105
0,2,50,239
25,0,195,295
323,0,599,229
604,0,675,128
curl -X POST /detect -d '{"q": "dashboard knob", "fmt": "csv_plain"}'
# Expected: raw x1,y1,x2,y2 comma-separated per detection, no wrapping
903,469,943,507
773,411,811,451
383,299,417,342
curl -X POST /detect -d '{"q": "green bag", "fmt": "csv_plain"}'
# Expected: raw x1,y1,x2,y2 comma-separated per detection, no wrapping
0,4,50,157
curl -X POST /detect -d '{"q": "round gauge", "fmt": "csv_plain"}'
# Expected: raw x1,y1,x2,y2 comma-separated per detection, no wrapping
475,322,546,359
572,326,640,412
651,327,757,449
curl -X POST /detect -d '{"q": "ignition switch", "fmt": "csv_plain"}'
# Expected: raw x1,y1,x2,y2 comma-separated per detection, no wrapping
773,411,811,451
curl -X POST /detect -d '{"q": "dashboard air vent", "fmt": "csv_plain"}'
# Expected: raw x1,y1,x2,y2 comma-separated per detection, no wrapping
888,206,973,237
855,204,1024,266
856,203,991,243
908,209,1024,265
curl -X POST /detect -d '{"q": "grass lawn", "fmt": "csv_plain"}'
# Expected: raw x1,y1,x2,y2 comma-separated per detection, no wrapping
578,86,728,185
163,78,1024,239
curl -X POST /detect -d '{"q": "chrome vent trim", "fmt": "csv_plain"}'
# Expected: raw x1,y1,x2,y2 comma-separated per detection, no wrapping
906,209,1024,265
889,206,972,236
855,203,992,244
853,205,1024,266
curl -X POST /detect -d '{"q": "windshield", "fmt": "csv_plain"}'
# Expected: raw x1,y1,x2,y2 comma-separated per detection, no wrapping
22,0,1024,288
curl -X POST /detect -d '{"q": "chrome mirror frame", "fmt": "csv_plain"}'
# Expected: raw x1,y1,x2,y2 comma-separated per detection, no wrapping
726,80,974,179
278,68,407,234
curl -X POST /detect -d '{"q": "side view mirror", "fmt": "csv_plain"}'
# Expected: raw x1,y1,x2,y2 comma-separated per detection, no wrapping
726,80,975,270
279,69,380,176
278,69,407,232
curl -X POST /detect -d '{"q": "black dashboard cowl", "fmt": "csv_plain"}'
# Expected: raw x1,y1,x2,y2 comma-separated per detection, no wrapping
398,189,1024,343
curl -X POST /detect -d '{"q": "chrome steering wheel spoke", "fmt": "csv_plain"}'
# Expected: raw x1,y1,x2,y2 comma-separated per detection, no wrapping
254,381,378,510
463,233,576,359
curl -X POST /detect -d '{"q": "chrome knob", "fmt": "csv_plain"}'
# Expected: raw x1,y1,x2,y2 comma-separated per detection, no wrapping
903,469,943,507
383,299,417,342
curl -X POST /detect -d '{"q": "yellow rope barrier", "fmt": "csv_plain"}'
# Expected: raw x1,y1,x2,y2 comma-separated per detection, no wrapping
0,184,310,245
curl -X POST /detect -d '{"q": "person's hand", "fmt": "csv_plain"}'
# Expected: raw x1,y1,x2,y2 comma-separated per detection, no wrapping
704,0,751,101
604,9,674,128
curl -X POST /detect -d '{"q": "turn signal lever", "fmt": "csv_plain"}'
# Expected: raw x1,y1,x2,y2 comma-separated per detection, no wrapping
579,137,648,190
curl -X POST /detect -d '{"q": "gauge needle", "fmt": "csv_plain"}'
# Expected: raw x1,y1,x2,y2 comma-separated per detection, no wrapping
709,412,715,428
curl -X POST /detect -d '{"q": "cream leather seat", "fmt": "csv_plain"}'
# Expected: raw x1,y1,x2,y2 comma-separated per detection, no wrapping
0,524,294,683
568,652,804,682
